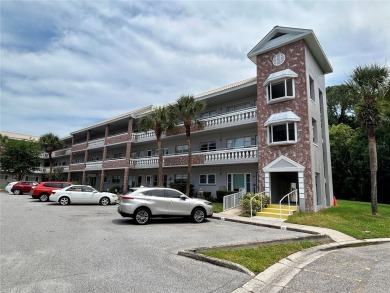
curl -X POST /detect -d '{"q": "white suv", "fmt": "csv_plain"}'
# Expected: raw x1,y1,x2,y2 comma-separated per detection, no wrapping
117,187,213,225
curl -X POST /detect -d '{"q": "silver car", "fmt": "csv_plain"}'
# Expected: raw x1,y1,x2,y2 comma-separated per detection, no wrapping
118,187,213,224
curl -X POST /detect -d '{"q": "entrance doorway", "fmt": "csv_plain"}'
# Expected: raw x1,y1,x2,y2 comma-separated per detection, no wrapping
270,172,298,204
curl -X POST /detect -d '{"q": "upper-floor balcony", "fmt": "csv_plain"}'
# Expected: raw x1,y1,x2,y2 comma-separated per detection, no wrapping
129,146,258,169
88,138,105,150
131,107,257,143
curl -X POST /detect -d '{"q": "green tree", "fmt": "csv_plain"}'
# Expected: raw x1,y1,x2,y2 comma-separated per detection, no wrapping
326,85,356,127
171,95,205,196
0,139,42,180
0,134,9,148
39,133,63,178
137,107,176,186
329,124,369,200
347,64,390,215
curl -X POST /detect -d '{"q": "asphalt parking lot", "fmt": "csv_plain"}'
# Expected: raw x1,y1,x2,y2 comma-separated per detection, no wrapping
1,192,310,293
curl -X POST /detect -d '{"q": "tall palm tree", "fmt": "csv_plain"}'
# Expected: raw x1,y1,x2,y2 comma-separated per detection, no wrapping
348,64,390,215
171,95,206,196
39,133,64,179
137,107,176,186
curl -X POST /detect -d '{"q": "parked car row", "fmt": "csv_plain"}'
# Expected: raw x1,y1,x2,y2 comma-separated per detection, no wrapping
5,182,213,225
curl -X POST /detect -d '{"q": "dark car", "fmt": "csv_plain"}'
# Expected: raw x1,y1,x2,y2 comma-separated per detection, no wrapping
11,181,39,195
30,181,72,202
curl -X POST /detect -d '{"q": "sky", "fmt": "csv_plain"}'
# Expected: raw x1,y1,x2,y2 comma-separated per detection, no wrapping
1,0,389,138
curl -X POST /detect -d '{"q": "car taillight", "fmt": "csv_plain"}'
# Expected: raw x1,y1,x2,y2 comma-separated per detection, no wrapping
121,196,134,200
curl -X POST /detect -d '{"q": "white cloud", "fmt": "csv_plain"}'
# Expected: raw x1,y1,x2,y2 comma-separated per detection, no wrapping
1,0,389,137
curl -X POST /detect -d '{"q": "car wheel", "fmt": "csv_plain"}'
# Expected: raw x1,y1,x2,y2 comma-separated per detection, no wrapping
100,197,110,206
13,189,21,195
39,193,49,202
59,197,70,206
134,208,150,225
191,207,206,223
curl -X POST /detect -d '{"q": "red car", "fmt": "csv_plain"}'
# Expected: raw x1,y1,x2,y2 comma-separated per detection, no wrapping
30,181,72,202
11,181,39,195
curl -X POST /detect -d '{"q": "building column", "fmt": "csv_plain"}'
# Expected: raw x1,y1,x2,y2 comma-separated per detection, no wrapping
123,168,129,194
264,172,270,197
298,171,305,211
99,170,105,191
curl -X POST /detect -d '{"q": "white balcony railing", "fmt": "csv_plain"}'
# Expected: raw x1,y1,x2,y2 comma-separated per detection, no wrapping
204,147,258,164
131,107,257,143
85,161,103,170
130,157,159,169
203,107,257,129
88,138,105,149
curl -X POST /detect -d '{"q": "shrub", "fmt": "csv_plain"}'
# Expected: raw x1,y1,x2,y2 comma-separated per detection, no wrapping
109,185,121,194
240,192,270,215
216,190,235,203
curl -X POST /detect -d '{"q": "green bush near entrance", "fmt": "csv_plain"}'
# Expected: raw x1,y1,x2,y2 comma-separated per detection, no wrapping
240,192,270,215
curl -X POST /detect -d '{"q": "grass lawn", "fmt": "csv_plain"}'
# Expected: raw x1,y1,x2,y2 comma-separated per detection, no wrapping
201,241,319,274
286,199,390,239
212,202,223,213
201,199,389,275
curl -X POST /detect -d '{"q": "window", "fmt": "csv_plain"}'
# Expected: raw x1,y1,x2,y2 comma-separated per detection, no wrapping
312,118,318,144
264,69,297,104
267,78,294,101
200,110,217,118
175,144,188,154
200,174,216,185
155,148,168,156
112,176,120,184
265,111,300,145
165,189,182,198
226,102,251,113
146,150,153,157
200,141,216,152
268,122,297,144
148,189,165,197
130,151,138,158
226,136,251,149
227,173,250,192
309,76,315,102
174,174,187,184
113,153,122,159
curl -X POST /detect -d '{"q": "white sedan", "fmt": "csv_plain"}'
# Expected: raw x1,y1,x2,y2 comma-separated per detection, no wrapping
50,185,118,206
5,182,18,194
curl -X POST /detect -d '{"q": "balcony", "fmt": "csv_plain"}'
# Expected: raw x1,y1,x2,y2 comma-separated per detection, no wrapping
129,146,258,169
131,107,257,143
203,147,258,165
88,138,105,149
130,157,159,169
72,142,88,152
105,132,130,145
85,161,103,170
202,107,257,129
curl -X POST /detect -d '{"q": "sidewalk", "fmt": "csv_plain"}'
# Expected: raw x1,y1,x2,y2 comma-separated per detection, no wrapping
211,209,390,293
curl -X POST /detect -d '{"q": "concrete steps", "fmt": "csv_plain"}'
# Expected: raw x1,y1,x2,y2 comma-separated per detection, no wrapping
256,204,299,220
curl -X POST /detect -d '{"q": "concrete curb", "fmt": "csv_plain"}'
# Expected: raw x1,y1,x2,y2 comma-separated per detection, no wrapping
233,239,390,293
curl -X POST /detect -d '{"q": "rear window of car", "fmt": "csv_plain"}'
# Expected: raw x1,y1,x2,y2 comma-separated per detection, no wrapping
62,183,71,188
43,183,62,188
147,189,165,197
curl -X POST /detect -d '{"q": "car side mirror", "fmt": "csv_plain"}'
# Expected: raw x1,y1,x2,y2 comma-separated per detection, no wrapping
180,195,187,200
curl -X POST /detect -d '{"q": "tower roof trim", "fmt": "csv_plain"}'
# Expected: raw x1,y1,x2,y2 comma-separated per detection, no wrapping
247,26,333,74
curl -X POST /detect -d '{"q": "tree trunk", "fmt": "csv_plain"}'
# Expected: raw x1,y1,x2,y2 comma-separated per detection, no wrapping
368,128,378,215
186,134,192,197
157,137,163,187
49,152,53,179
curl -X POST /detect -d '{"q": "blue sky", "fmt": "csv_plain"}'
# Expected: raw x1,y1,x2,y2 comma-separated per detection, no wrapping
1,0,389,137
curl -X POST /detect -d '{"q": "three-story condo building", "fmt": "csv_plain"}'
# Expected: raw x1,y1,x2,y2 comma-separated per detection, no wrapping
46,26,334,212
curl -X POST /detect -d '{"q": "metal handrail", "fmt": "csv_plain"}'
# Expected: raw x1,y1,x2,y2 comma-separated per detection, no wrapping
279,189,298,222
249,191,266,217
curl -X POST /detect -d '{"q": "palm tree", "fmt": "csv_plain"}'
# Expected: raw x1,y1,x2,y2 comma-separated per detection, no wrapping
39,133,64,179
171,95,206,196
348,64,390,215
137,107,176,186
